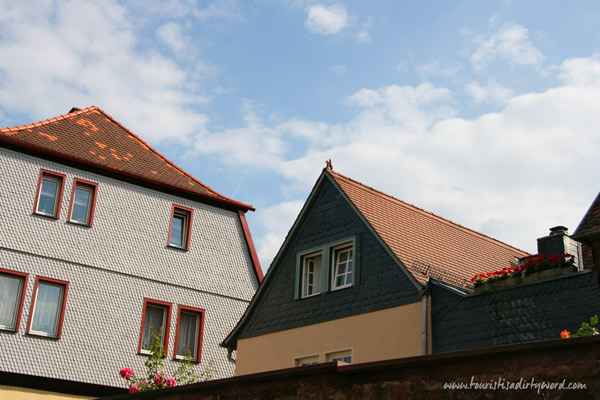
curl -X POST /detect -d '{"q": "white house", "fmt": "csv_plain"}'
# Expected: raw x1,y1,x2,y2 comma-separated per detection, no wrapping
0,106,262,398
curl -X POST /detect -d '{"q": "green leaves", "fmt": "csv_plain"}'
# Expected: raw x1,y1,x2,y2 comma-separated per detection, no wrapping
572,314,600,337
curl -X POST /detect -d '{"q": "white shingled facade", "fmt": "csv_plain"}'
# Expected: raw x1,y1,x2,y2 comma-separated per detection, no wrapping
0,147,259,387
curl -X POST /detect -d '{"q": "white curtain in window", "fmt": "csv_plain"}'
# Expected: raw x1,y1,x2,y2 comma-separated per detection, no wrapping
176,312,199,358
0,275,23,329
142,305,166,349
31,282,63,336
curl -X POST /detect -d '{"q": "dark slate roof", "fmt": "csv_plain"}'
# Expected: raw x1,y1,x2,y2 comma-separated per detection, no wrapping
328,170,529,285
0,106,253,211
222,173,422,348
574,191,600,236
431,270,600,353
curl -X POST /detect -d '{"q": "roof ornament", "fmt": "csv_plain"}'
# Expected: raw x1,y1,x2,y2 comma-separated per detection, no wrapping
325,159,333,170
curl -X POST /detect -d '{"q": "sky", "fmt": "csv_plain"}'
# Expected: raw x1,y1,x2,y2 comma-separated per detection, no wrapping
1,0,600,273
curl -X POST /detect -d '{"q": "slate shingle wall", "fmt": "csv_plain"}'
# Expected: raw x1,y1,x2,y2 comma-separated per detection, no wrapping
431,270,600,353
238,177,421,340
0,148,258,386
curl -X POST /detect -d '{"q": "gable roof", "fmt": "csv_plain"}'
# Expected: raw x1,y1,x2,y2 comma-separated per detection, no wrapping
573,191,600,237
327,169,529,286
0,106,253,211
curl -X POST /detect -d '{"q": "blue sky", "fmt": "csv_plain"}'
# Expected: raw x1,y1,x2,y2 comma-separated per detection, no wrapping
2,0,600,272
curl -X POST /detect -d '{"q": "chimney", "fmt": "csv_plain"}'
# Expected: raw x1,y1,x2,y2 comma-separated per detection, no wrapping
537,226,583,270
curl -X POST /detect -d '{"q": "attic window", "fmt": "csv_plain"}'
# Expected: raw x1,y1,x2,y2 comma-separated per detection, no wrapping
168,205,193,250
302,252,322,297
34,170,66,218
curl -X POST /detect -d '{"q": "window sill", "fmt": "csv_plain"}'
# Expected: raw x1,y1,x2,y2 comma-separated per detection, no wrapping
67,220,92,228
331,284,353,292
32,212,59,220
167,244,189,252
0,328,18,334
173,356,200,364
26,332,60,340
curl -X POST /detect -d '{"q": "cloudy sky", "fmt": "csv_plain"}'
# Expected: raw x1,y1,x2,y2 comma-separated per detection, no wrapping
2,0,599,272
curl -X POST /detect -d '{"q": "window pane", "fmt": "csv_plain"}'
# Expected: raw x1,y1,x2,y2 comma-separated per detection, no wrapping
170,216,184,247
302,254,322,297
142,305,166,350
71,187,91,223
176,312,199,359
31,282,63,336
0,274,23,330
38,178,59,215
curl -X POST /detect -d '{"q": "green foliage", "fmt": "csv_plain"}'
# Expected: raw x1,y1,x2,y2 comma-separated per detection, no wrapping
120,330,215,393
572,315,600,337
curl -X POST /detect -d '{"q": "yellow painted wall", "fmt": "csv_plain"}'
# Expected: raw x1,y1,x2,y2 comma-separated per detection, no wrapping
235,300,429,375
0,386,93,400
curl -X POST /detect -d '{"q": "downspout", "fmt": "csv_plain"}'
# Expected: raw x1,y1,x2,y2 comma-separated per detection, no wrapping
422,294,428,355
226,348,236,364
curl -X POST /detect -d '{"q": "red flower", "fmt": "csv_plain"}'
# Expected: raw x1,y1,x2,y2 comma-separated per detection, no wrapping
560,330,570,339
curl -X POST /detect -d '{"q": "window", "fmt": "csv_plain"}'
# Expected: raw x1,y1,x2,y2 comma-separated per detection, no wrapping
138,299,172,354
33,170,66,218
301,252,322,297
295,237,355,299
326,350,352,364
27,277,69,338
173,306,205,361
0,269,28,332
295,355,319,366
68,179,98,226
168,205,193,250
331,244,353,290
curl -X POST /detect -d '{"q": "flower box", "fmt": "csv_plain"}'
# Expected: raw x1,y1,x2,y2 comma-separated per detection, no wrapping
474,264,576,292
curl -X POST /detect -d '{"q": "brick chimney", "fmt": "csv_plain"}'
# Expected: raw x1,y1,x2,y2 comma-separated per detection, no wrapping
537,226,583,270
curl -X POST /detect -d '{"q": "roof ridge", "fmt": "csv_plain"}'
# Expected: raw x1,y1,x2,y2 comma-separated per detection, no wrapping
327,169,528,255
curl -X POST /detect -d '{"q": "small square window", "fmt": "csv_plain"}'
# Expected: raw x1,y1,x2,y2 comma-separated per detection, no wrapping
138,299,172,354
34,170,66,218
326,350,352,364
295,355,319,366
331,244,353,290
27,277,69,338
168,205,193,250
302,252,322,297
173,306,205,361
0,269,28,332
68,179,98,226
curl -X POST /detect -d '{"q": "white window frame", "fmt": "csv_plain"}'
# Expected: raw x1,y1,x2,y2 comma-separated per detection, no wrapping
326,349,352,364
301,251,323,298
294,354,320,366
331,244,354,290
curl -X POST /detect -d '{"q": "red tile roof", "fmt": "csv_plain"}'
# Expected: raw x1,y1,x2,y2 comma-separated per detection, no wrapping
328,170,529,286
0,106,253,211
574,192,600,236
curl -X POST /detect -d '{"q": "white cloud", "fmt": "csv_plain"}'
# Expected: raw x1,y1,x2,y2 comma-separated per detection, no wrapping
305,4,348,35
559,55,600,87
156,22,190,54
465,81,514,104
355,16,372,44
416,61,461,78
470,23,545,71
331,64,346,76
0,0,211,142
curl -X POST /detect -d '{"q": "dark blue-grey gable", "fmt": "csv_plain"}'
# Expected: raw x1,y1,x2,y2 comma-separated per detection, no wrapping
236,174,422,341
431,270,600,353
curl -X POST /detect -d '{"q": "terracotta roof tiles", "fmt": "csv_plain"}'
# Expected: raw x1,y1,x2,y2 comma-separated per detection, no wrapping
0,106,252,211
328,170,529,285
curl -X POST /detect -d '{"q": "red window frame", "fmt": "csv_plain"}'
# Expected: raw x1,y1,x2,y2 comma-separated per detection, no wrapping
138,298,173,355
173,305,206,362
67,178,99,227
26,276,69,339
33,169,66,218
168,205,194,250
0,268,29,332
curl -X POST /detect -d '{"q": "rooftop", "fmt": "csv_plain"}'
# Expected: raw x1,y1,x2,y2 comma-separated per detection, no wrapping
0,106,252,211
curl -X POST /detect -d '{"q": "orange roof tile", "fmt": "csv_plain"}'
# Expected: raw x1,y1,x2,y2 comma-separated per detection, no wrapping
0,106,253,211
328,170,529,285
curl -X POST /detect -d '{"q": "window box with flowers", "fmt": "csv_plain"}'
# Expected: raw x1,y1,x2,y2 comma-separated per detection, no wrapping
472,254,576,292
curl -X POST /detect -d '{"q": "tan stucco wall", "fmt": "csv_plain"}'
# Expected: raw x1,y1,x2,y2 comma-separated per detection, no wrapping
0,386,93,400
236,300,429,375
